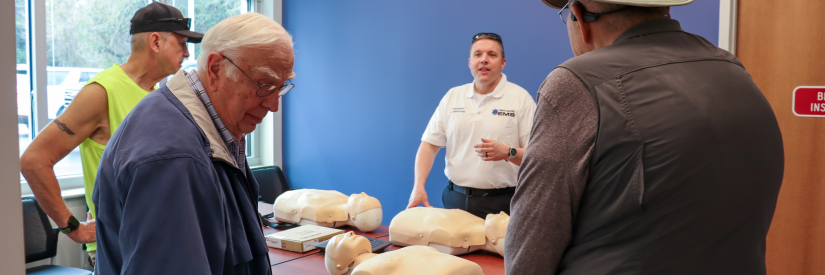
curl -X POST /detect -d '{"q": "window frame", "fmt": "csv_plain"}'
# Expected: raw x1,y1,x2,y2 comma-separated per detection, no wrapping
19,0,273,195
718,0,737,54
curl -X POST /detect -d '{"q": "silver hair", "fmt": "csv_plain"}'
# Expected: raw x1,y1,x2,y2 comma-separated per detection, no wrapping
196,13,294,81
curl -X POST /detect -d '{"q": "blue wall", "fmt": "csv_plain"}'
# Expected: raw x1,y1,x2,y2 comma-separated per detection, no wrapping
282,0,719,225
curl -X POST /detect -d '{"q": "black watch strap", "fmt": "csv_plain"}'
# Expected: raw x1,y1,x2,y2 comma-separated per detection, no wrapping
59,215,79,234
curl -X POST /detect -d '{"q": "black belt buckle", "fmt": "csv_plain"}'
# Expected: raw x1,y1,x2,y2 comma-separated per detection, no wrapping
449,181,469,197
450,181,487,198
450,181,506,197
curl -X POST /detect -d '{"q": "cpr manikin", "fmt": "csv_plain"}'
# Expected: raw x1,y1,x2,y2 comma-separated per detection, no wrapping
324,232,483,275
389,207,509,256
272,189,383,232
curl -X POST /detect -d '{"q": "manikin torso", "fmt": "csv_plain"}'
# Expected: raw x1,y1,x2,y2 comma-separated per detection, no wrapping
272,189,383,232
324,232,484,275
389,207,509,256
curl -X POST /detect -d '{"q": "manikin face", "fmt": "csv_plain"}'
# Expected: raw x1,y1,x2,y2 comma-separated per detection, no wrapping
468,39,506,87
325,232,372,275
209,46,295,139
347,192,383,232
485,211,510,256
156,33,190,74
347,192,382,212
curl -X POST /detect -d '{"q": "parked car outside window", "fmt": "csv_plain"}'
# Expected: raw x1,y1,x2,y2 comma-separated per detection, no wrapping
17,64,104,136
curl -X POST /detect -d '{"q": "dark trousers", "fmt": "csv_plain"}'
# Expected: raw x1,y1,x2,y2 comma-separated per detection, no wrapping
442,181,514,219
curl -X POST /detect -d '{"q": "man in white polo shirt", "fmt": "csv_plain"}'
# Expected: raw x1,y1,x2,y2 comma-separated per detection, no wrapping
406,33,537,218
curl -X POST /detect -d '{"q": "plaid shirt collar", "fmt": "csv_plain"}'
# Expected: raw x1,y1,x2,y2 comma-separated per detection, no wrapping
182,70,247,174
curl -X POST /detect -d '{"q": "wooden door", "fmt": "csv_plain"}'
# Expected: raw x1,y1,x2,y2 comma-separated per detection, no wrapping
737,0,825,274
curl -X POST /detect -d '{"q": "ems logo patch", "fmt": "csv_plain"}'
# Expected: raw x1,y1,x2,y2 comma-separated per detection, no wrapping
492,109,515,117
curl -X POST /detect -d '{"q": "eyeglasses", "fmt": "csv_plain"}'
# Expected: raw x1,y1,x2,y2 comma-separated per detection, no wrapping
472,32,503,45
150,17,191,29
559,0,636,25
222,55,294,97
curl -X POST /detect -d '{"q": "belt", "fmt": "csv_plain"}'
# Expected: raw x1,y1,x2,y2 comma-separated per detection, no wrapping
448,181,515,197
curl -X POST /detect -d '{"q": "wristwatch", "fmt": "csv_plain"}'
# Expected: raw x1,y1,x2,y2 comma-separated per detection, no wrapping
59,215,79,234
506,147,517,161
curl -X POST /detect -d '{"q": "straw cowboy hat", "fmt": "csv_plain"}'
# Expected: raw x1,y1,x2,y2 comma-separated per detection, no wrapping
541,0,693,9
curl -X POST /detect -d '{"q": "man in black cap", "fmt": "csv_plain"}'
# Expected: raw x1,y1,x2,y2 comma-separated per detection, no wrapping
505,0,784,274
20,2,203,264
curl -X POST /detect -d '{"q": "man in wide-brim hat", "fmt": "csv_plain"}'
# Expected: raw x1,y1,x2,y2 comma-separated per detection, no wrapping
505,0,784,274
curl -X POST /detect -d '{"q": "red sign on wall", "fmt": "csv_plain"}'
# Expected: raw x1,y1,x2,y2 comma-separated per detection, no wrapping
793,86,825,117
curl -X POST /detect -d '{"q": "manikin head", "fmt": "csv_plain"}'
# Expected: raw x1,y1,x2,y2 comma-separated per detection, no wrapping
129,2,203,77
325,232,373,275
196,13,296,140
547,0,681,56
346,192,383,232
485,211,510,256
468,33,506,90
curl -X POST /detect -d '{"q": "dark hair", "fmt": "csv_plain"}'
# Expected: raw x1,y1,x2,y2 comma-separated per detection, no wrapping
471,33,505,58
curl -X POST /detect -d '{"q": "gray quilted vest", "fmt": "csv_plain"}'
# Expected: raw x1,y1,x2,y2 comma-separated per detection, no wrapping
557,19,784,275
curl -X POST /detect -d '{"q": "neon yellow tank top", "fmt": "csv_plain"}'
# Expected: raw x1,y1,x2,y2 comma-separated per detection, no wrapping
79,64,149,252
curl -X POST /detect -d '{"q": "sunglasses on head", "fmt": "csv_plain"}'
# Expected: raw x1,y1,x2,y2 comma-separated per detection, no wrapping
149,17,192,29
472,33,503,45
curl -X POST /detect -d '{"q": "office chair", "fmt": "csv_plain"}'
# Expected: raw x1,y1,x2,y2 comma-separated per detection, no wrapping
22,196,92,275
252,165,291,204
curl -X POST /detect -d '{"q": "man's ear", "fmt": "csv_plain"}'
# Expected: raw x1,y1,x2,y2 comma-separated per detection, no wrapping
501,58,507,71
148,32,162,53
206,52,223,89
570,3,592,44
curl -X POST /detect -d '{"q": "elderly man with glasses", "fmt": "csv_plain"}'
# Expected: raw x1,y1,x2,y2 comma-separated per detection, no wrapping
406,33,536,219
505,0,783,274
93,13,294,275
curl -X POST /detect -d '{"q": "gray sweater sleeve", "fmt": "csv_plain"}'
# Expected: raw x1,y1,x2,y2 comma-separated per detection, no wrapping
504,67,597,275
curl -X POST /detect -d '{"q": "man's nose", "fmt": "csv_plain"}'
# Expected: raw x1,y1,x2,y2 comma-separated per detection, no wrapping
261,93,280,112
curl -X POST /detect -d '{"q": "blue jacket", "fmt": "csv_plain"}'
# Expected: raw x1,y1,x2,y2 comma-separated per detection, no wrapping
93,71,271,275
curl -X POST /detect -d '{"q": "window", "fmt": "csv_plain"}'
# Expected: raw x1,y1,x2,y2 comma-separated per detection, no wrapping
78,72,96,83
19,0,259,193
46,71,68,86
164,0,248,62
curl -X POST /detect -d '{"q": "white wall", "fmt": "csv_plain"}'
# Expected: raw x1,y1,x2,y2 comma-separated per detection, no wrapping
1,0,26,273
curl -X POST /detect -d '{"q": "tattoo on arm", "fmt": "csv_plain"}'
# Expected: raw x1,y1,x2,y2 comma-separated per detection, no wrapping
54,119,76,135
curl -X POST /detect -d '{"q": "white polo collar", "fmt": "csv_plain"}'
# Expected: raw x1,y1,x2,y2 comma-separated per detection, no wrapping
465,73,508,99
